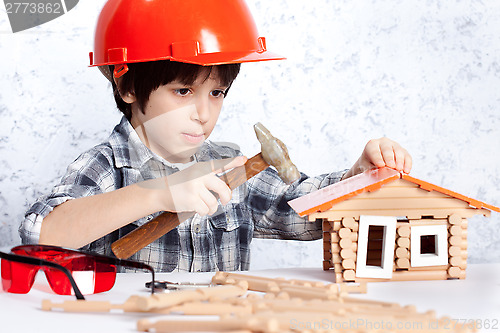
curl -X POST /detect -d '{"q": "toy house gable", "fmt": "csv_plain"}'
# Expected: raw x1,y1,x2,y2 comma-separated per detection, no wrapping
288,167,499,283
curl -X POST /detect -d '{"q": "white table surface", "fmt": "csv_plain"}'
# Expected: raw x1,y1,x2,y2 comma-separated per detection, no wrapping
1,264,499,332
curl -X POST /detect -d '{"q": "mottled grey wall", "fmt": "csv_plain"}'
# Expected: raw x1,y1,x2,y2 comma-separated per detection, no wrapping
1,1,499,268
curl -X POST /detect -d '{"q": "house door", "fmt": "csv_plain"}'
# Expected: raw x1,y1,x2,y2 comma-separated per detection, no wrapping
356,215,397,279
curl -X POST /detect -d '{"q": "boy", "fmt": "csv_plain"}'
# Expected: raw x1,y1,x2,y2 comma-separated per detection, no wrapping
20,0,411,272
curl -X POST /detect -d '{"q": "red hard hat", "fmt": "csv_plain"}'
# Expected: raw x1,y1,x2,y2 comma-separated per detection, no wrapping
89,0,284,79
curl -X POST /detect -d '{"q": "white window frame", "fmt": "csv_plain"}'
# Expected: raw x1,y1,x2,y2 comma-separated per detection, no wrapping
356,215,397,279
410,225,448,267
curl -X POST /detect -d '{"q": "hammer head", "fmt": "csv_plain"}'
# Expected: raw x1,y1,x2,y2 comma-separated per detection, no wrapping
254,122,301,185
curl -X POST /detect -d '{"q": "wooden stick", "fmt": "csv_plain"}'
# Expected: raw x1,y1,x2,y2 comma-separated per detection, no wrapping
341,217,356,229
397,237,410,248
355,270,448,282
169,301,252,316
395,247,410,259
41,299,133,313
341,258,355,270
212,272,280,293
396,258,410,269
137,283,248,311
447,266,462,278
137,316,281,333
449,225,463,236
338,227,352,239
397,225,410,237
342,269,356,281
340,248,355,259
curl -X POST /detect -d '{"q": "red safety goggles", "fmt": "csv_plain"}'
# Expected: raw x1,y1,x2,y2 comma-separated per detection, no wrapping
0,245,155,300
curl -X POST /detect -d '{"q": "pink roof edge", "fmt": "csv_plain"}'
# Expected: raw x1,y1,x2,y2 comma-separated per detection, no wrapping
288,167,500,217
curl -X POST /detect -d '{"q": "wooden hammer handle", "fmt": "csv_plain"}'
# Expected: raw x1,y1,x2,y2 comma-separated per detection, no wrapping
111,153,269,259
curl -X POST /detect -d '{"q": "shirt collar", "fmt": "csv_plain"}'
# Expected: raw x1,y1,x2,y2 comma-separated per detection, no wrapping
109,117,235,170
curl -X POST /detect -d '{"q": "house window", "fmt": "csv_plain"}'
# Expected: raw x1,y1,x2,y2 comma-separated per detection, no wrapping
420,235,437,255
356,215,397,279
410,225,448,267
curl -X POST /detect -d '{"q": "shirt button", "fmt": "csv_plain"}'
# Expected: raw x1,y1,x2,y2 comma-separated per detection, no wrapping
194,225,201,233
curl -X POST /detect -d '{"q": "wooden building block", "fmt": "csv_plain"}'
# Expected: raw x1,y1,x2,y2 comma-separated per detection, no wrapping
397,225,410,237
136,284,248,311
408,265,449,271
341,217,356,229
331,243,356,252
323,260,333,270
322,220,332,232
448,213,462,225
351,221,359,232
329,233,339,243
323,249,332,260
409,219,448,226
447,266,461,278
395,247,410,259
278,286,338,301
332,221,342,231
340,248,355,260
395,258,410,269
339,238,352,249
449,225,462,236
331,253,342,264
332,232,358,243
330,242,341,253
343,270,356,281
342,258,356,270
338,227,352,239
137,316,281,333
449,235,463,246
355,270,449,282
449,257,467,270
397,237,410,248
448,246,461,257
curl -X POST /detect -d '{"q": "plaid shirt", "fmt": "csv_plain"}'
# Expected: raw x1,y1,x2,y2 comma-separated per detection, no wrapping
21,117,345,272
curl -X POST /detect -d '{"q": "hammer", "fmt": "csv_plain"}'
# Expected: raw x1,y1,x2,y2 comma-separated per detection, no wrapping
111,123,300,259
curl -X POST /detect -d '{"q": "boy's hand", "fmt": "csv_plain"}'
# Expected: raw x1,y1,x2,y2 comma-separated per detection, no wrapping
150,156,247,216
342,137,412,180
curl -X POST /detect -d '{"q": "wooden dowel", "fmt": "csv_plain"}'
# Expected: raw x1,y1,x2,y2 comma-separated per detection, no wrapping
449,225,462,236
396,258,410,269
447,266,462,278
395,247,410,258
397,225,410,237
137,316,281,333
137,284,247,311
339,238,353,249
342,258,355,270
341,217,356,229
338,227,352,239
397,237,410,248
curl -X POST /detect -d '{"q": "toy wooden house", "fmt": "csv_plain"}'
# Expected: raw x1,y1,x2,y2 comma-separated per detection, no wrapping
288,167,499,282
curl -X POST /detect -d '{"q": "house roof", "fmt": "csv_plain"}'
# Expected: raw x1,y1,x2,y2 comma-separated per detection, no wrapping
288,167,500,217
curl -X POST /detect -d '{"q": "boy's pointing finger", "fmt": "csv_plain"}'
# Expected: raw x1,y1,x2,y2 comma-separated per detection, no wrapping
211,156,247,174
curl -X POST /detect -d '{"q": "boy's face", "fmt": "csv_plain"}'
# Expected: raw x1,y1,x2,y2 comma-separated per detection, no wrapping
130,70,229,164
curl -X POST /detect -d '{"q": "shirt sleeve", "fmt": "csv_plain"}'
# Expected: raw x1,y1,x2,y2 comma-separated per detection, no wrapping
247,167,346,240
19,145,116,244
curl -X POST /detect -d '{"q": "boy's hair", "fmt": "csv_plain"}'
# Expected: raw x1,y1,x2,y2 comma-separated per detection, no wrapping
110,61,241,120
